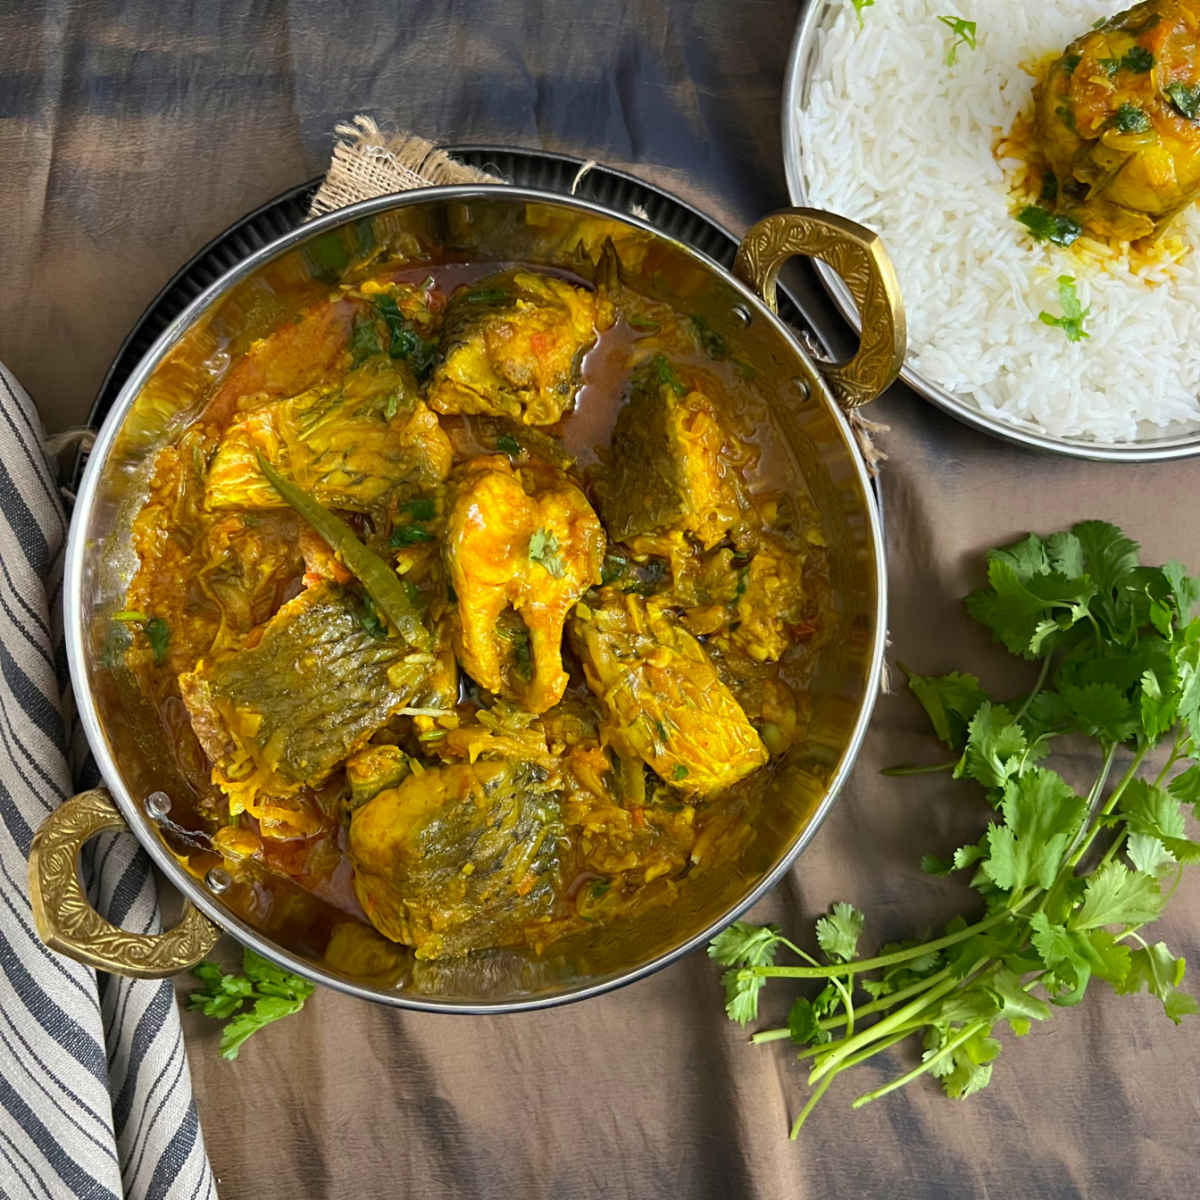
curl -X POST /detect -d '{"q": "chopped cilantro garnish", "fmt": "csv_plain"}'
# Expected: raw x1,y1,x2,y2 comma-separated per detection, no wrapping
1039,171,1058,204
1121,45,1154,73
390,524,434,546
114,612,169,664
850,0,874,28
496,434,522,457
350,316,382,365
689,313,728,360
1016,205,1082,247
1113,102,1151,133
529,528,566,578
937,15,977,66
1166,82,1200,121
355,593,388,639
672,764,689,781
601,554,629,586
372,296,437,380
1038,275,1091,343
651,354,688,396
403,497,436,521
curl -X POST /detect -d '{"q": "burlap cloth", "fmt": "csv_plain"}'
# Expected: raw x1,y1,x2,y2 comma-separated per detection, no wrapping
5,3,1199,1194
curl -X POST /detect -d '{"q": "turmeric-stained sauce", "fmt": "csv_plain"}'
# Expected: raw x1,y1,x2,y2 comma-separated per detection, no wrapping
116,255,831,969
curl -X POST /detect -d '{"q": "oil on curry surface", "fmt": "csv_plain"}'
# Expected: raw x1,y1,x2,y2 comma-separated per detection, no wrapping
114,249,832,976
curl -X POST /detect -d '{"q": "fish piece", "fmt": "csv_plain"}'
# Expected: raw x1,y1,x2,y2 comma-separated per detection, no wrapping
206,355,451,514
1035,1,1200,240
179,582,432,806
569,589,768,798
443,455,605,713
597,357,746,551
348,759,564,958
427,270,604,425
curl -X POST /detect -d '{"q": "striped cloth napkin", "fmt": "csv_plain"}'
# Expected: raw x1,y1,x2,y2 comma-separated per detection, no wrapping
0,364,215,1199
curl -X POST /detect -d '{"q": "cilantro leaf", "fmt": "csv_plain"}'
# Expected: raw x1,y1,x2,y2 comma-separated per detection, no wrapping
1168,763,1200,819
1126,832,1177,876
787,996,824,1046
144,617,170,665
528,528,566,578
1163,561,1200,619
1038,275,1091,343
980,769,1087,894
373,296,437,380
1071,862,1164,930
937,15,977,66
1114,942,1198,1023
187,948,313,1060
964,548,1092,659
1017,205,1083,247
1166,81,1200,120
815,903,865,962
907,670,988,750
955,702,1027,788
1058,681,1139,743
1119,778,1186,841
707,921,781,968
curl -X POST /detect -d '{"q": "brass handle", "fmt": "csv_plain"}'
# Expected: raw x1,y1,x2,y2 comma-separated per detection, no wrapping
734,208,906,410
28,788,222,978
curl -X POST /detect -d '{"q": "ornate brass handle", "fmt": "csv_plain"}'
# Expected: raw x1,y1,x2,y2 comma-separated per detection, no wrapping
28,788,222,978
734,208,906,411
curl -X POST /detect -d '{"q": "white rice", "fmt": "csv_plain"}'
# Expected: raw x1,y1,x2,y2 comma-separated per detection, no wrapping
795,0,1200,443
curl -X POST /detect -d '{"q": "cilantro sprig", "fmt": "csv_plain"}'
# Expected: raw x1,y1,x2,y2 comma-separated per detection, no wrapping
187,948,314,1060
1039,275,1090,342
711,521,1200,1137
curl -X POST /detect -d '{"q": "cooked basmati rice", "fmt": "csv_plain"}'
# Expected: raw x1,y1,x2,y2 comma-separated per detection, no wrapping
794,0,1200,443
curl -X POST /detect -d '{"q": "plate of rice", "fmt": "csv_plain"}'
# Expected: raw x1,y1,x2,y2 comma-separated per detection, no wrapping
784,0,1200,459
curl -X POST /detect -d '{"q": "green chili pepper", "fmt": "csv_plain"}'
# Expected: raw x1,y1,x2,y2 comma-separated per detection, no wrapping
255,453,431,651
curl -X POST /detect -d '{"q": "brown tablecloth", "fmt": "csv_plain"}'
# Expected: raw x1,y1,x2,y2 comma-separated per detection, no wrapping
5,2,1199,1196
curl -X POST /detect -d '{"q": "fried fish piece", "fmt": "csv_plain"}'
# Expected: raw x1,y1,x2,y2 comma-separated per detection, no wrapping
569,589,767,798
1035,0,1200,240
597,357,746,551
179,582,431,808
427,270,605,425
348,759,564,958
205,356,451,513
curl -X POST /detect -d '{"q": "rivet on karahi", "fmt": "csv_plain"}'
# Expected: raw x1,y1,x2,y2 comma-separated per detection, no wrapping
792,376,811,401
205,867,232,894
144,791,171,819
731,303,753,326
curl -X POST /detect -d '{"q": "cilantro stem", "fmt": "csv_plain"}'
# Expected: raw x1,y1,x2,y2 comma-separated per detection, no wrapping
752,905,1026,982
1065,744,1150,872
880,761,957,777
1014,653,1054,724
807,969,973,1085
850,1018,990,1109
789,1074,836,1139
790,1028,916,1137
749,968,954,1043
